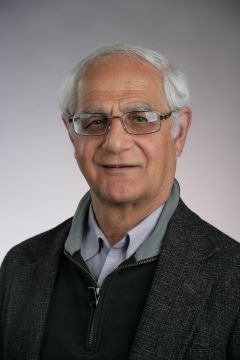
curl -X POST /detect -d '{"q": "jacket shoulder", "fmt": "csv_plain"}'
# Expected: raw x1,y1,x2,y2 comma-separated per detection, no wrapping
1,217,73,270
176,198,240,262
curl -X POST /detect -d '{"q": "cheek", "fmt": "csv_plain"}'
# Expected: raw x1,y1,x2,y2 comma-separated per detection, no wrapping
72,139,88,169
73,138,99,172
146,137,176,175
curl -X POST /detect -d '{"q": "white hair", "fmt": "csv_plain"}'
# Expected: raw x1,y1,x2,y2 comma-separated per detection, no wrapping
58,44,190,137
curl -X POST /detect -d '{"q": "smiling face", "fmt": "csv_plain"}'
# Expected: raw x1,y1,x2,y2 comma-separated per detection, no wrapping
66,54,191,212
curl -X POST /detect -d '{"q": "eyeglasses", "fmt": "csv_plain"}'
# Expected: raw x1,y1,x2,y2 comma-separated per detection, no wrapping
68,110,175,136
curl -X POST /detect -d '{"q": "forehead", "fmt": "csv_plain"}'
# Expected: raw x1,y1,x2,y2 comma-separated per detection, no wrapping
76,54,169,111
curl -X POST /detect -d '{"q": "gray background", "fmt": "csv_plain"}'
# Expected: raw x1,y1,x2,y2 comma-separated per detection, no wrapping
1,0,239,263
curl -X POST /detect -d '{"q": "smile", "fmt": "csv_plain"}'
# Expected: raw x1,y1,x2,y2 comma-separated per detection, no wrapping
102,164,137,168
99,164,140,173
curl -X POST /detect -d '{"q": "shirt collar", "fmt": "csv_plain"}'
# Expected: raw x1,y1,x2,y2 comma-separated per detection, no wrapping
81,206,130,261
80,202,163,262
126,205,163,259
80,205,106,261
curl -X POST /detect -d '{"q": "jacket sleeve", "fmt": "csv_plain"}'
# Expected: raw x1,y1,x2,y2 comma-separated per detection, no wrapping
0,248,19,359
227,312,240,359
0,251,11,358
0,260,3,357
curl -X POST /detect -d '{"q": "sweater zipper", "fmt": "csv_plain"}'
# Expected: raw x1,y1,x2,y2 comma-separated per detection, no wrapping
64,249,96,283
87,287,101,349
116,256,158,271
64,250,100,350
64,250,158,351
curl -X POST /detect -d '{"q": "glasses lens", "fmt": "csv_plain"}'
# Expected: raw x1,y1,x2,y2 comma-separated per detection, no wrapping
125,111,160,134
73,114,109,135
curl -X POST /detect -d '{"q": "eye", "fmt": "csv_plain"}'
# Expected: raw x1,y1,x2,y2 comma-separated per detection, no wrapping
128,113,149,123
131,112,158,123
135,116,148,122
82,115,108,129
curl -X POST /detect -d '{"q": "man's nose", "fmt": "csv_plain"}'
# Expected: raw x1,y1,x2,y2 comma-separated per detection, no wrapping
102,117,134,154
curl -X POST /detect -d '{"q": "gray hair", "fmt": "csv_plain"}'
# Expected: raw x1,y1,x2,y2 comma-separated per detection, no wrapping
58,44,190,138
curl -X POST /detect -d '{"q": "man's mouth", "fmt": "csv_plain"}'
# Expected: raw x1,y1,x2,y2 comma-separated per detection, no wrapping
101,164,136,168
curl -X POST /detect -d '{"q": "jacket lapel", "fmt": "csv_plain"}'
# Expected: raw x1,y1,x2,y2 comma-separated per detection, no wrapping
5,219,72,360
129,200,220,360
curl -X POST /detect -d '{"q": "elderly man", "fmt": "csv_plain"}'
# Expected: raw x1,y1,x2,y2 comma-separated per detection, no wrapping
1,45,240,360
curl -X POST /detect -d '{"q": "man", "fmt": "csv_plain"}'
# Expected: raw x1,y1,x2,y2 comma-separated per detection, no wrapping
1,45,240,360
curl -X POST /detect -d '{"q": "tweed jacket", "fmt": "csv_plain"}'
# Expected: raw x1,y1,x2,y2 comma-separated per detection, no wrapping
1,199,240,360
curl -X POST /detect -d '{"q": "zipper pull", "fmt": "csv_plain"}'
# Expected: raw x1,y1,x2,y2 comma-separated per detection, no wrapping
88,287,101,307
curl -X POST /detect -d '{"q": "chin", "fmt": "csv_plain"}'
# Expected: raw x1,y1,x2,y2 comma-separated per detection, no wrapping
100,189,142,205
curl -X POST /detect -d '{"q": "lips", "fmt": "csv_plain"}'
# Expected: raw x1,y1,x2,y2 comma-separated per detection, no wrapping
102,164,136,168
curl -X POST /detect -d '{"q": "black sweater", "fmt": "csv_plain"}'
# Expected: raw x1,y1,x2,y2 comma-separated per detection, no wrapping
40,251,158,359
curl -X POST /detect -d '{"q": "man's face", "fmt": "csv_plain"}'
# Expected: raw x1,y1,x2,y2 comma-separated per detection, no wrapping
68,55,190,210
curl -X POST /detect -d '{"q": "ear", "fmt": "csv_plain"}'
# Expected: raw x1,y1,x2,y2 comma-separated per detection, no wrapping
62,114,75,144
174,107,192,157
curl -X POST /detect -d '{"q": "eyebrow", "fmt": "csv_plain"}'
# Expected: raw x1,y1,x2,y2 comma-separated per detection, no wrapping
81,104,153,114
124,105,153,112
81,107,106,114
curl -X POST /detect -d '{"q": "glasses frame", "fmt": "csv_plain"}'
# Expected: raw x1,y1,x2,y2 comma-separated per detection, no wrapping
68,110,175,136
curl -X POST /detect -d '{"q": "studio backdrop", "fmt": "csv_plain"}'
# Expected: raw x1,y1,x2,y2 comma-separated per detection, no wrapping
1,0,239,263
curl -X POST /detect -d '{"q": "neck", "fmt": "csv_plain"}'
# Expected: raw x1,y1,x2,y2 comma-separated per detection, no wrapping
91,194,168,246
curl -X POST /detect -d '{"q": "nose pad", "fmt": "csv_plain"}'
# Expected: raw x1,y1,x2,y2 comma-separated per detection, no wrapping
105,118,124,136
106,116,130,134
106,117,127,134
102,118,133,153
